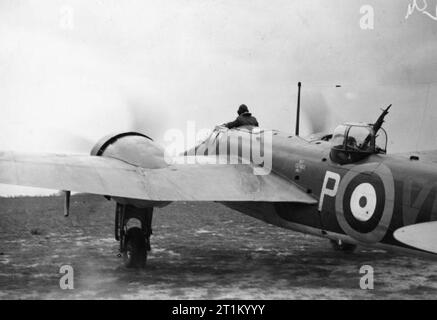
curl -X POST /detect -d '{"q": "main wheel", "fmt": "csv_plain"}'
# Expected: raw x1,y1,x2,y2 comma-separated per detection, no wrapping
330,239,357,253
123,227,147,268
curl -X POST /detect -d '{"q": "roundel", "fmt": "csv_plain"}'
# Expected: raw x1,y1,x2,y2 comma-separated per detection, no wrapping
335,163,395,243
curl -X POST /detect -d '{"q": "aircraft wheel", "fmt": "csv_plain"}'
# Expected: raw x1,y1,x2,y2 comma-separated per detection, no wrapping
123,227,147,268
330,239,357,253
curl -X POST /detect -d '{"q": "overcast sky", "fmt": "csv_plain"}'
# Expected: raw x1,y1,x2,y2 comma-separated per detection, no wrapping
1,0,437,195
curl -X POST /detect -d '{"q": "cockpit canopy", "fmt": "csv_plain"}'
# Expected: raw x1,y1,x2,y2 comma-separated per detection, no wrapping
330,122,387,164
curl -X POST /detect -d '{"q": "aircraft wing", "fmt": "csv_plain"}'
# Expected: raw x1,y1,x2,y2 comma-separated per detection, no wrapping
0,151,316,203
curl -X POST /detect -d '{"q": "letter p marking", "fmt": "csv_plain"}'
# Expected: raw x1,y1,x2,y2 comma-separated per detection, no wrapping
319,171,341,211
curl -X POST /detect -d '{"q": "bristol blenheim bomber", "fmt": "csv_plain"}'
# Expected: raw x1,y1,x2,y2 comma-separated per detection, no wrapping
1,88,437,267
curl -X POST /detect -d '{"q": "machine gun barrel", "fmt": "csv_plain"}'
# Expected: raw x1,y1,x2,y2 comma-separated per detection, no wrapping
373,104,391,134
359,104,391,151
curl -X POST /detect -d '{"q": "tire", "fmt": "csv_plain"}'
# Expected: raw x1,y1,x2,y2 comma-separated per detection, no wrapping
123,227,147,268
330,239,357,253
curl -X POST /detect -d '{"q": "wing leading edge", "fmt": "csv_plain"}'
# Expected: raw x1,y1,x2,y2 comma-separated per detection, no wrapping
0,151,316,203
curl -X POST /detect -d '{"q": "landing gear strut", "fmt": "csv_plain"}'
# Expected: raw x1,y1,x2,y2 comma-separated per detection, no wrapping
115,203,153,268
330,239,357,253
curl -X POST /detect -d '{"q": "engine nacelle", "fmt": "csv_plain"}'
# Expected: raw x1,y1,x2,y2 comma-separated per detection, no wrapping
90,132,167,169
91,132,170,208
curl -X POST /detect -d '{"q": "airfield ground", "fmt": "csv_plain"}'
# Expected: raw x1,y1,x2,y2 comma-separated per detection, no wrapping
0,194,436,299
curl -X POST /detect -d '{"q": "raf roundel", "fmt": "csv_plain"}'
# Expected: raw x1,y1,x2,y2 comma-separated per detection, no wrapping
335,163,395,243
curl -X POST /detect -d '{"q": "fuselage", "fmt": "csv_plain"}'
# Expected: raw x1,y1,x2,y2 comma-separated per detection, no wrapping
195,127,437,257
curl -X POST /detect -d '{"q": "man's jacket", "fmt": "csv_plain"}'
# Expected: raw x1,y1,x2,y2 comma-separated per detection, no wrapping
224,112,259,129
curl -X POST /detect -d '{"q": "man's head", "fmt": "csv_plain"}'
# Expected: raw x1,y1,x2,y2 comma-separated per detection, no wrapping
237,104,249,115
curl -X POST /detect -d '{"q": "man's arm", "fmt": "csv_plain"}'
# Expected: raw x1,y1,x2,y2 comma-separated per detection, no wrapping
224,117,240,129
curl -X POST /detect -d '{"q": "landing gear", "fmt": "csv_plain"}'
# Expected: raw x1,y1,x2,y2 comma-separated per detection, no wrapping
330,239,357,253
123,227,147,268
115,203,153,268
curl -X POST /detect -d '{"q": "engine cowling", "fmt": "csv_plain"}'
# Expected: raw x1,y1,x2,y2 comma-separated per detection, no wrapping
91,132,171,208
90,132,167,169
